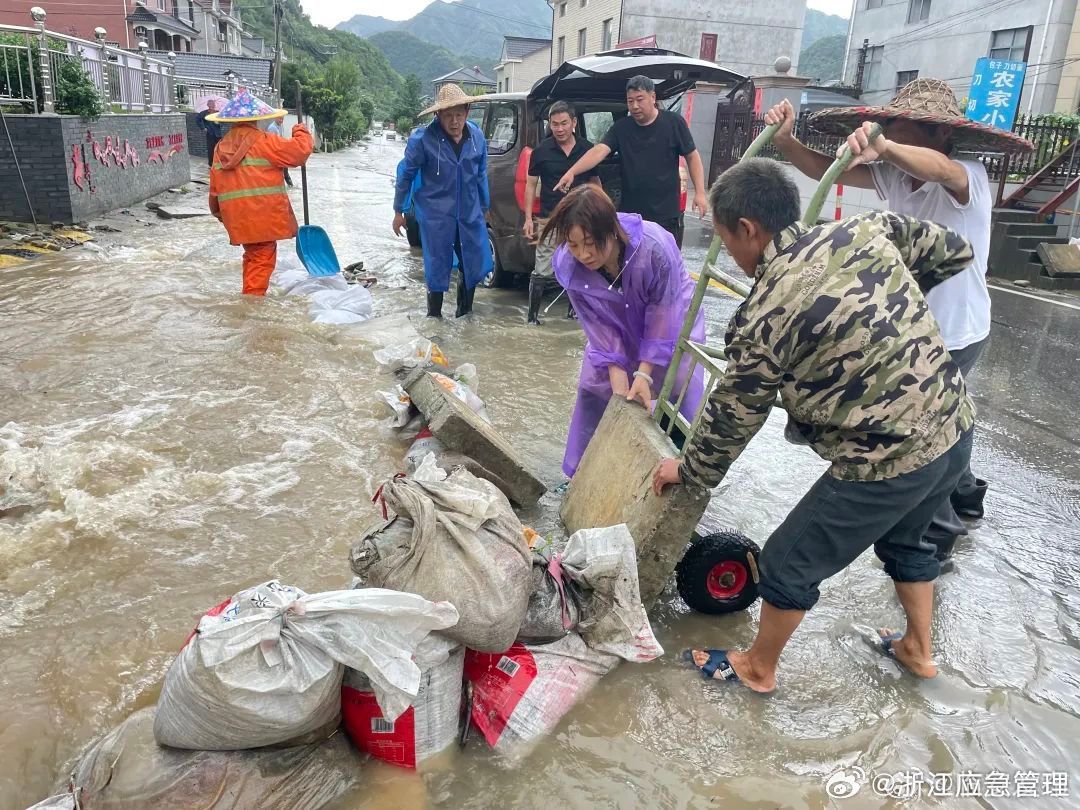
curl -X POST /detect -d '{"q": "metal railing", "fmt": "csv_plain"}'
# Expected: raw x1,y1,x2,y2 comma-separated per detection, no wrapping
1,7,277,114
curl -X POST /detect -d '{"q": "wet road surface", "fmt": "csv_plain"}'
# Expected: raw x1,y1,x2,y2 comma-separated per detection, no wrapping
1,137,1079,809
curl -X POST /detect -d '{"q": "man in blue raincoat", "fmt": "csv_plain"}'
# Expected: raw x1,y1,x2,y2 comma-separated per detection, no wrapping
393,84,493,318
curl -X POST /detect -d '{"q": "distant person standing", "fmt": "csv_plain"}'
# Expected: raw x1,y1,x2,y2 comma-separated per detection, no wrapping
267,114,294,187
522,101,601,325
196,98,224,168
554,75,708,246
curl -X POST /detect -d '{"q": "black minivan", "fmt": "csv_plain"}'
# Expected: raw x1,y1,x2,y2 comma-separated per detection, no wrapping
405,49,745,286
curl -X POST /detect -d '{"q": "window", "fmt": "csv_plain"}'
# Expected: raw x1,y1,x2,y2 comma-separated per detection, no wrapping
863,45,884,92
700,33,717,62
468,103,487,131
557,36,565,64
990,27,1032,62
602,18,613,51
895,70,918,91
582,110,615,143
559,3,566,17
578,28,587,57
907,0,930,24
867,0,883,8
484,102,518,155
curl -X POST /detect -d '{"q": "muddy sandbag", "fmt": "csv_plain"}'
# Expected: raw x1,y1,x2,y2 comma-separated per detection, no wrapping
352,467,532,652
28,707,361,810
154,581,459,750
517,555,588,644
463,633,618,761
341,634,464,769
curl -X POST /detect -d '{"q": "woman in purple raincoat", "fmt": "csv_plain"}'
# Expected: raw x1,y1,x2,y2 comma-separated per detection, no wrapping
541,185,706,477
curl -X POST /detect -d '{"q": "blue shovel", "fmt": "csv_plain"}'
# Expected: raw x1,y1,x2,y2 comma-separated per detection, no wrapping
294,81,341,277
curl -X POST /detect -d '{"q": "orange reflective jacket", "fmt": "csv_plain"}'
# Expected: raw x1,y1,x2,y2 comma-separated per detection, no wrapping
209,123,314,245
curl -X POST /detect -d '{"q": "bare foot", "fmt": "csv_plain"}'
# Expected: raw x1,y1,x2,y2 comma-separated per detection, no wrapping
879,628,938,678
691,649,776,693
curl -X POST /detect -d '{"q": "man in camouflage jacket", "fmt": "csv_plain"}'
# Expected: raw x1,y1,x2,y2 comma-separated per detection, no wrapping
653,159,974,692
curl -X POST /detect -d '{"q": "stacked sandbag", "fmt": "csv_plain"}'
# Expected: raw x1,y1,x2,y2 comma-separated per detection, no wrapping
26,707,361,810
351,467,532,653
308,286,373,324
518,525,665,662
154,581,459,750
341,635,464,769
463,633,619,761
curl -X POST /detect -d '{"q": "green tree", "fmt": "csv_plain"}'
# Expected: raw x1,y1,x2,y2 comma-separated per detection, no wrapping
53,58,106,119
392,74,424,124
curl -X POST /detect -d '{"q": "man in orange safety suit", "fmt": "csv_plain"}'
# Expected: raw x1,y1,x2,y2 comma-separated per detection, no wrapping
207,88,314,295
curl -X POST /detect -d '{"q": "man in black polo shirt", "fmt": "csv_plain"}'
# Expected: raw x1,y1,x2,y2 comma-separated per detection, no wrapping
554,75,708,246
522,101,600,325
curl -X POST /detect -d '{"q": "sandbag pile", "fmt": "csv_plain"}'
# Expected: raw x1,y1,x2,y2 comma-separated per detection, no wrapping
270,256,374,325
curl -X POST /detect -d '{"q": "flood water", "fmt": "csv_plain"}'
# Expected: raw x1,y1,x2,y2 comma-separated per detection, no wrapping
2,138,1079,810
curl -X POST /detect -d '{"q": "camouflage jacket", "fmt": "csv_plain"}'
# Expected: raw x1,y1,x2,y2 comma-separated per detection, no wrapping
680,212,976,489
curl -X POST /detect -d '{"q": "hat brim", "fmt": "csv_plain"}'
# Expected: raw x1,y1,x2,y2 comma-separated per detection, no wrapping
206,108,288,123
418,95,490,117
808,106,1034,154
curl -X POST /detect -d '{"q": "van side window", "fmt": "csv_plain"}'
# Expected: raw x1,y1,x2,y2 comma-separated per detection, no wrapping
485,103,518,155
582,111,615,144
468,103,487,131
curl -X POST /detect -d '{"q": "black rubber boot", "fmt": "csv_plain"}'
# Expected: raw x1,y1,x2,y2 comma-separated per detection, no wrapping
950,479,988,519
454,279,474,318
426,291,444,318
526,277,544,325
932,533,959,575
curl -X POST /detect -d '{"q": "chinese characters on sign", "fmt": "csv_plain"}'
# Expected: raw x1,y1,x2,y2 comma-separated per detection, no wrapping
966,57,1026,130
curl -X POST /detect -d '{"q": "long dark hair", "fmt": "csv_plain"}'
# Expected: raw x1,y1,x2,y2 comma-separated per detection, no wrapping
539,185,628,248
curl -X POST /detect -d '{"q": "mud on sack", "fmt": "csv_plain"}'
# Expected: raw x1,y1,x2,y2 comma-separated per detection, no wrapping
153,580,459,750
352,467,532,652
28,707,362,810
341,634,465,769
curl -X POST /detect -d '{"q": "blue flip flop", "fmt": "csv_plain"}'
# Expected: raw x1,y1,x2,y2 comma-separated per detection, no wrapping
880,631,903,656
682,649,741,683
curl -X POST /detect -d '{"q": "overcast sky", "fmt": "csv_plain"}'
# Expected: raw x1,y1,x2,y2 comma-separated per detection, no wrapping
301,0,854,30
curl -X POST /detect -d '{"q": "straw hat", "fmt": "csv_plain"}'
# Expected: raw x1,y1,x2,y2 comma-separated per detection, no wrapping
420,83,486,117
809,78,1034,154
206,87,287,123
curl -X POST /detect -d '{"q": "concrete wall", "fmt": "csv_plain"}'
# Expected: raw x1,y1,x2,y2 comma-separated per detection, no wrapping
1055,5,1080,111
847,0,1078,114
622,0,806,77
0,113,190,224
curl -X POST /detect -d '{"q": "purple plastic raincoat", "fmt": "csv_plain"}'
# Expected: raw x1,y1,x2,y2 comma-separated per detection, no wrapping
554,213,706,477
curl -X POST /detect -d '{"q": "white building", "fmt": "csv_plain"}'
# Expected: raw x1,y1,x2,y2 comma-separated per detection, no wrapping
549,0,806,78
494,36,552,93
191,0,244,56
844,0,1078,115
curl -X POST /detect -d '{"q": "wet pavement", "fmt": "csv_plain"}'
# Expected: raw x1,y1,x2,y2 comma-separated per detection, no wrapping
1,137,1079,809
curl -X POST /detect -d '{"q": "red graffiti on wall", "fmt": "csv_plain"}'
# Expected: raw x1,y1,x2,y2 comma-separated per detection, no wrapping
71,143,95,193
72,129,185,191
148,143,184,163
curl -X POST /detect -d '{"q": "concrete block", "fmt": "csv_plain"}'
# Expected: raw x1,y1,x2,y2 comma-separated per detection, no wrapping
154,206,209,219
1037,242,1080,277
403,369,547,508
560,397,710,608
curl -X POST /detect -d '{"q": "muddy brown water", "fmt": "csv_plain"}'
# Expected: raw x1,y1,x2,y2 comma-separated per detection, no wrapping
2,139,1079,809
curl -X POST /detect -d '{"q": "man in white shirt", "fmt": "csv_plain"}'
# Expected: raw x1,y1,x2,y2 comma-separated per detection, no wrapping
764,78,1033,568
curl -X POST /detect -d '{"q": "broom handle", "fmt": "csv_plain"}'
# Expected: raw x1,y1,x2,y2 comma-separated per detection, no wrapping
296,80,309,226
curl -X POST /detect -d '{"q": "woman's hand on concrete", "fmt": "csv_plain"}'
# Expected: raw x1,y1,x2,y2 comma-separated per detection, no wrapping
627,374,653,410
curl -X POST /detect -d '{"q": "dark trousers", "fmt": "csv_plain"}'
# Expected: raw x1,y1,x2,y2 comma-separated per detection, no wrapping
657,215,685,248
206,135,220,167
923,338,987,547
757,430,973,611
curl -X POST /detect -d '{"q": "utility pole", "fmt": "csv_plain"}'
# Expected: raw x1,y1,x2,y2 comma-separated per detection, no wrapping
273,0,283,98
854,38,869,96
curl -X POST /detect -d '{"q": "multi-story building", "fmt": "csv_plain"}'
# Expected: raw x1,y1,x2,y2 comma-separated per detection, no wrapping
549,0,807,78
844,0,1078,115
0,1,200,51
191,0,244,57
494,36,552,93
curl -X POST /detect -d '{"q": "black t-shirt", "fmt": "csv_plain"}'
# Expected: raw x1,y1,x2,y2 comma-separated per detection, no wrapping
528,135,598,216
602,109,695,223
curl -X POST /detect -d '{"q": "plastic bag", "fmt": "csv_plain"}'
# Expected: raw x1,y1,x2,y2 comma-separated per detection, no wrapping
372,338,449,373
271,266,309,293
430,373,490,422
312,309,372,325
380,386,414,428
309,287,374,318
352,468,532,652
284,274,350,296
154,581,459,750
342,635,464,769
27,708,362,810
463,633,618,760
404,426,444,472
518,554,588,644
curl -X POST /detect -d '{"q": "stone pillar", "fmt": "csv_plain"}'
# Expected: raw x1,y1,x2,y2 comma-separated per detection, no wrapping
751,56,813,117
167,51,176,112
138,41,152,111
94,27,110,107
30,7,54,114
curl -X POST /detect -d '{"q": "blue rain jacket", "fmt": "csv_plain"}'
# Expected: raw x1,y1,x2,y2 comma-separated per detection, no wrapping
394,120,492,292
